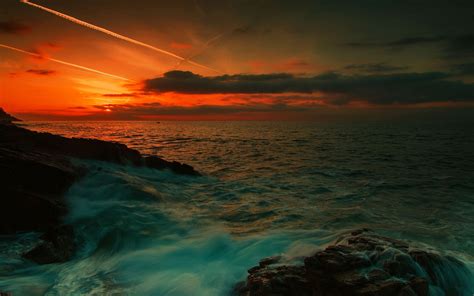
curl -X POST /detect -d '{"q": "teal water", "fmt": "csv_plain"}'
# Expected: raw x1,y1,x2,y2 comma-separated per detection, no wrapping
1,120,474,295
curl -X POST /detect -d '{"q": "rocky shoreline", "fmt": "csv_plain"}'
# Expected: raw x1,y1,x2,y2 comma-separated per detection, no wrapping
0,108,200,264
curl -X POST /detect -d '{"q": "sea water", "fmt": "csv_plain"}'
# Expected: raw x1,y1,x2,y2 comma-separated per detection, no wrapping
1,120,473,295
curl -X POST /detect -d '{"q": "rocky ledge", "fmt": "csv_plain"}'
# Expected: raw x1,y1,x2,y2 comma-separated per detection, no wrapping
0,109,200,264
235,229,473,296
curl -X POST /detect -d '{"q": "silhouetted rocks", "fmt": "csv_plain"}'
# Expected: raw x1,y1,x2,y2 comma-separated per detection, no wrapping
145,156,201,176
23,225,76,264
0,109,200,264
235,229,473,296
0,108,20,124
0,123,200,175
0,147,81,234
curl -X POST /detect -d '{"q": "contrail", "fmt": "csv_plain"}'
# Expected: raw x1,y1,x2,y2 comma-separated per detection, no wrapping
174,33,225,70
0,43,131,81
20,0,220,73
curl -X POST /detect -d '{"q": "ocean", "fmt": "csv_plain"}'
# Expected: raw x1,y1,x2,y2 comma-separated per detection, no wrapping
1,120,474,295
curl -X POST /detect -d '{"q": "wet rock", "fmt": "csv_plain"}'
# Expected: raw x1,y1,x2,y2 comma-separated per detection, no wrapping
408,278,429,296
0,108,200,264
236,229,472,296
144,156,201,176
408,250,472,295
236,265,311,296
23,225,75,264
258,256,282,268
356,279,406,296
0,147,81,234
0,121,200,176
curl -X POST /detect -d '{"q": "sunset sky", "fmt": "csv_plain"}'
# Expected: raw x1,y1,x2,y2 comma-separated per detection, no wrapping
1,0,473,120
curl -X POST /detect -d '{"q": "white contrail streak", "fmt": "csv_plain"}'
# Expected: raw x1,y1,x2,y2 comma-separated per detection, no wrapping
0,43,131,81
171,33,225,73
20,0,220,73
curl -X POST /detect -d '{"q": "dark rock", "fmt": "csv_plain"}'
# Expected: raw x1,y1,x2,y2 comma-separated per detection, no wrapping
0,147,81,234
0,108,200,264
144,156,201,176
366,268,390,281
409,277,429,296
239,265,311,296
356,279,405,296
23,225,75,264
236,229,473,296
409,249,472,295
258,256,282,268
0,291,12,296
0,121,200,176
0,108,20,124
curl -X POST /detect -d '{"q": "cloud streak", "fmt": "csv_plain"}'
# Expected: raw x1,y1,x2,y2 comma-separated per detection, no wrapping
343,36,446,49
344,34,474,60
26,69,56,76
20,0,219,73
143,71,474,105
0,43,131,81
343,63,409,73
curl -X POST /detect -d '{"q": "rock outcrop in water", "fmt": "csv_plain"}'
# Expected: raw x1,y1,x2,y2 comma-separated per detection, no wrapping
235,229,473,296
0,109,200,264
0,122,200,176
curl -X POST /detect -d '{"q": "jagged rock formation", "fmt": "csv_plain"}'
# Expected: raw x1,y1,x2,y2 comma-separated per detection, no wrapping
0,123,200,176
0,109,200,264
235,229,473,296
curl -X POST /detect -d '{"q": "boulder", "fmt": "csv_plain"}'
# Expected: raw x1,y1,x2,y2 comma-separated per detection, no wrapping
235,229,473,296
22,225,76,264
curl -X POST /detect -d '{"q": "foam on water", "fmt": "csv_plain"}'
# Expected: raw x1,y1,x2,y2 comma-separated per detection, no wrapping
1,120,473,295
0,162,333,295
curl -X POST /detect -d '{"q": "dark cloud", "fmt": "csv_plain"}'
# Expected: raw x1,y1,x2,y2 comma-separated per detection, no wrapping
344,63,409,73
232,25,253,35
91,102,307,118
102,93,141,98
0,21,31,35
26,69,56,76
143,70,474,105
442,34,474,59
344,34,474,60
450,63,474,76
386,36,447,47
343,36,446,49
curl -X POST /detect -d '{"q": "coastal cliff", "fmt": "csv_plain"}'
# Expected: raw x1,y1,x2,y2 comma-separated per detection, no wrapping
0,108,199,264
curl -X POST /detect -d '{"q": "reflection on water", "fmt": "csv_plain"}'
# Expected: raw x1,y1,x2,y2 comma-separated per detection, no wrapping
1,120,473,294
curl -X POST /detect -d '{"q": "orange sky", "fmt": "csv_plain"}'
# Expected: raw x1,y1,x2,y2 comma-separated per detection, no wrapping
1,0,473,120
